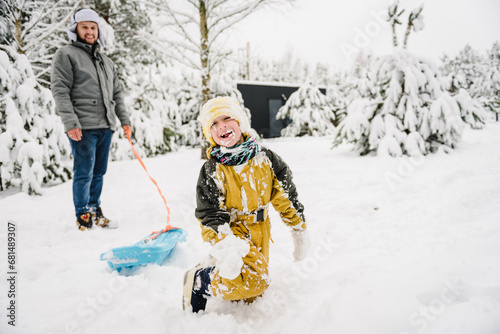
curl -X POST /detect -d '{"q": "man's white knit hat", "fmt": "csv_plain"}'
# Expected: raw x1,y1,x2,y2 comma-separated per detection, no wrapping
199,97,252,146
67,8,106,47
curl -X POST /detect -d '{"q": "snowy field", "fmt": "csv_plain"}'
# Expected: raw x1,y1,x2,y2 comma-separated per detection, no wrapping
1,122,500,334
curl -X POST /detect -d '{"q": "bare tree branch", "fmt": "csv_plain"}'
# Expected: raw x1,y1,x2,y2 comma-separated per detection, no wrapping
208,0,264,30
150,0,295,104
23,1,83,53
160,2,200,49
22,0,59,37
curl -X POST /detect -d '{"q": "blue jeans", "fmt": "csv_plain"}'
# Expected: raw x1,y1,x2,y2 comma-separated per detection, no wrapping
69,128,113,217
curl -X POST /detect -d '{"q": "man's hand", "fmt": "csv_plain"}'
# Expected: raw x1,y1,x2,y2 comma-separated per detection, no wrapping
123,125,132,138
67,128,82,141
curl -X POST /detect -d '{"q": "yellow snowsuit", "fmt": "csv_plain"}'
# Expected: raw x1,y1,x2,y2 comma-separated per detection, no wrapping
196,147,306,301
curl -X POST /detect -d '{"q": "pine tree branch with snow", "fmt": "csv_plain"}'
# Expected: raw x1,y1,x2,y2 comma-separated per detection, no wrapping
0,46,71,195
440,44,493,127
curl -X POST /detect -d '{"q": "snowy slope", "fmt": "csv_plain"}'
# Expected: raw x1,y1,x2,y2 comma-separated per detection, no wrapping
1,123,500,334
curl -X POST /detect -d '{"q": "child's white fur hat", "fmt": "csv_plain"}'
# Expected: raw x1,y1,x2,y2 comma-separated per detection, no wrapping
199,97,252,146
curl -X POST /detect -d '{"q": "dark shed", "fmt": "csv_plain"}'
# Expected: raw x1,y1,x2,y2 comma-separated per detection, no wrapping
237,81,326,138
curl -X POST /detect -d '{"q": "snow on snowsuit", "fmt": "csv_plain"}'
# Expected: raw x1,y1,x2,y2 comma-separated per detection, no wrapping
195,146,306,301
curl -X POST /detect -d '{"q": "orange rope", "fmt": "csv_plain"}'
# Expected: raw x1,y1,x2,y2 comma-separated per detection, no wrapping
127,136,178,239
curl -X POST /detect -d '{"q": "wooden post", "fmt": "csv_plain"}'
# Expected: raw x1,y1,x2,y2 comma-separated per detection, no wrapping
246,42,251,80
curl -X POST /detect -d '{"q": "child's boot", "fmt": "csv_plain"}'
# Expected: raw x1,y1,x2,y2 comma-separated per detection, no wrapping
183,264,214,312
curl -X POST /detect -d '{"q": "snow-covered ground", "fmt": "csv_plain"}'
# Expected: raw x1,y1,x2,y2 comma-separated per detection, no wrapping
1,122,500,334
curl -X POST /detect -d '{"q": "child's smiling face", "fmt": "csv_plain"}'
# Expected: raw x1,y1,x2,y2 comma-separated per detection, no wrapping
210,115,244,147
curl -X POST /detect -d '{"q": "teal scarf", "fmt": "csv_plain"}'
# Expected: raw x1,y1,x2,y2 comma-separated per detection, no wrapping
211,136,260,166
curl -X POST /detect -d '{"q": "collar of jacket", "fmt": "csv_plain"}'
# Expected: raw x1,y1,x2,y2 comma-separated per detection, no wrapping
72,40,101,58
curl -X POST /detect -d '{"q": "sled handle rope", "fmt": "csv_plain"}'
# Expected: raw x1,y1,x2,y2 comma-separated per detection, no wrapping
127,136,179,239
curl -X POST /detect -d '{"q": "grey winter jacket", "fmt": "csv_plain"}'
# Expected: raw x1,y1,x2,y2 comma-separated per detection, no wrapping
51,41,130,132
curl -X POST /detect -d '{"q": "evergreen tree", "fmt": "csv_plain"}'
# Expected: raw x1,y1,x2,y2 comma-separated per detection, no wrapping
441,45,484,93
277,82,336,137
334,55,377,125
454,88,489,129
472,41,500,115
333,2,464,156
326,73,346,124
0,46,71,194
172,68,203,147
111,61,180,160
440,44,489,128
313,62,330,86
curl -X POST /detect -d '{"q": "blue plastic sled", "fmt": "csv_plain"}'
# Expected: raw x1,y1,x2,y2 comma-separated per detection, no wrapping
100,228,187,271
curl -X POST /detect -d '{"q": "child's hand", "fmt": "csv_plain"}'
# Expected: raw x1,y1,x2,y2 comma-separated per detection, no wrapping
291,229,310,261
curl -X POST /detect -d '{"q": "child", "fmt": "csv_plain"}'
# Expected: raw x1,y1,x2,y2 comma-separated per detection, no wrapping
183,97,310,312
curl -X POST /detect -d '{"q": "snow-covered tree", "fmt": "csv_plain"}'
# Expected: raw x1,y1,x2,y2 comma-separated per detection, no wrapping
472,41,500,115
313,62,330,86
92,0,154,75
0,46,71,195
386,0,424,49
333,2,464,156
232,48,324,86
111,61,180,160
333,55,377,125
277,82,336,137
212,68,252,120
148,0,297,104
454,88,489,129
0,0,83,87
440,44,490,128
440,45,484,94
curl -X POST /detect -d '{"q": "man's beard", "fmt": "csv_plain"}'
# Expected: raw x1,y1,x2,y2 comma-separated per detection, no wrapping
76,35,97,45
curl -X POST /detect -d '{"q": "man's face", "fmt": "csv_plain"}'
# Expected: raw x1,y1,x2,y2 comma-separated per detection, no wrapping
76,21,98,44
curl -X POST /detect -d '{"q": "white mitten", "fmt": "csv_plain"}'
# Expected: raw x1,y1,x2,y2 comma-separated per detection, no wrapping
209,234,250,280
291,229,310,261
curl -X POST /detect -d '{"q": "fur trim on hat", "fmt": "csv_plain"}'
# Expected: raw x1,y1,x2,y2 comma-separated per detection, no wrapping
67,8,106,47
199,97,253,146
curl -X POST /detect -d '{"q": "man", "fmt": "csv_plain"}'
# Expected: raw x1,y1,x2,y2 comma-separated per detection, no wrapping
51,8,132,231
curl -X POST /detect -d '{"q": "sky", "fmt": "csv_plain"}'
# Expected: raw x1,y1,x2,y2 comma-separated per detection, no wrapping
226,0,500,71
